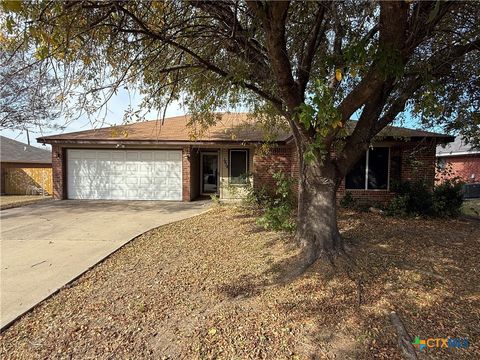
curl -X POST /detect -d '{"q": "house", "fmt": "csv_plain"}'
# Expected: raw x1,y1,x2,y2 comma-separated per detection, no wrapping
36,113,454,203
0,135,52,195
436,136,480,183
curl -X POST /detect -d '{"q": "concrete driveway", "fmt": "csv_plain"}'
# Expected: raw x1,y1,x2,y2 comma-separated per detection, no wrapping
0,200,209,328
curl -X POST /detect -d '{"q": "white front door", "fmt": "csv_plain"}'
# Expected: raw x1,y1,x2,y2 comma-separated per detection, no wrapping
67,149,182,200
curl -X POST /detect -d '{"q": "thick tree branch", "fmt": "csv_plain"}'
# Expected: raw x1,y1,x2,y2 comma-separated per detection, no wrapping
250,1,301,109
113,3,282,106
189,1,271,82
337,36,480,174
337,1,409,122
296,3,327,94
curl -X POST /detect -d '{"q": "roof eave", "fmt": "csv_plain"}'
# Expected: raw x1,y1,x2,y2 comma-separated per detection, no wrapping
36,138,289,146
437,150,480,157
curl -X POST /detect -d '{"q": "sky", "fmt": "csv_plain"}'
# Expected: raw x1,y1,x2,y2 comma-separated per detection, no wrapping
0,89,186,149
1,88,429,150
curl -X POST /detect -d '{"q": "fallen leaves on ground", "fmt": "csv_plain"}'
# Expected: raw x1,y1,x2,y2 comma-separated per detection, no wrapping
1,206,479,359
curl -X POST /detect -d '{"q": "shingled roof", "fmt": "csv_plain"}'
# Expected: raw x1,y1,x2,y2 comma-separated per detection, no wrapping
1,136,52,164
37,113,454,145
436,136,480,156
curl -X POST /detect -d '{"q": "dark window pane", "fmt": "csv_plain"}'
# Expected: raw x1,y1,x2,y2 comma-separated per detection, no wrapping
202,154,218,193
368,147,389,189
230,150,248,184
345,153,366,189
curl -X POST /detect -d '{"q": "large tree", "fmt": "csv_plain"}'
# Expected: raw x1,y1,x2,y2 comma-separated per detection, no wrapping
2,1,479,266
0,42,61,131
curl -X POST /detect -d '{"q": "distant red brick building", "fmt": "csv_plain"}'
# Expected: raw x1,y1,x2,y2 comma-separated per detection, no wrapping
436,137,480,184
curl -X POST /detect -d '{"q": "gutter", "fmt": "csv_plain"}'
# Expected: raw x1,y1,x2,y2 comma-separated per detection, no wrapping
436,151,480,157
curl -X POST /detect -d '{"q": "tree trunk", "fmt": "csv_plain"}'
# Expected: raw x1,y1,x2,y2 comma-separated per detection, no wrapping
296,155,343,267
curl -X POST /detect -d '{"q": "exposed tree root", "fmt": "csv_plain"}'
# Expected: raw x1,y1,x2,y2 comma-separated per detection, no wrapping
390,311,418,360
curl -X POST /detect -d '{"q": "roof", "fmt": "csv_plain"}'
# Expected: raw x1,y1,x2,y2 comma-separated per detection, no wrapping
37,113,454,145
38,113,290,144
1,135,52,164
436,136,480,157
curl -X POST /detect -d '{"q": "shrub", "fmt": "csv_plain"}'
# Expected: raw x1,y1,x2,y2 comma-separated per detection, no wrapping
387,179,464,217
390,180,433,216
210,193,220,205
432,179,464,217
244,180,270,208
340,191,357,209
255,170,296,232
256,205,296,232
387,195,409,216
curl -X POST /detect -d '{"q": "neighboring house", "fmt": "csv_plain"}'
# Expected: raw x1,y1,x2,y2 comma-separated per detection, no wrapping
436,136,480,183
0,135,52,195
37,113,454,204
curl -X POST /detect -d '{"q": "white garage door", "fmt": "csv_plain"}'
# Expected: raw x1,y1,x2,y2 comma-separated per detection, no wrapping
67,149,182,200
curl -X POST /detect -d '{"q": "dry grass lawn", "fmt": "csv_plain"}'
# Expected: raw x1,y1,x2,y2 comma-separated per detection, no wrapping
0,195,51,210
462,199,480,218
0,206,478,359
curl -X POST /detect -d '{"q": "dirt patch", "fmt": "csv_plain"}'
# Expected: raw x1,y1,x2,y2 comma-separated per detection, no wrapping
1,206,479,359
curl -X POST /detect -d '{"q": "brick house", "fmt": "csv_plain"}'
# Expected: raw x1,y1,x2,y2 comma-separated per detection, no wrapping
37,113,453,204
436,136,480,184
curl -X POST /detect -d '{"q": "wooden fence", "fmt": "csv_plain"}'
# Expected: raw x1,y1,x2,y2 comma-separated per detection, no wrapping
4,167,53,195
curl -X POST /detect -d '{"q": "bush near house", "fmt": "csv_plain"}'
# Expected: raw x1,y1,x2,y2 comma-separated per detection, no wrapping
387,179,464,217
339,191,357,209
339,179,465,218
246,171,296,232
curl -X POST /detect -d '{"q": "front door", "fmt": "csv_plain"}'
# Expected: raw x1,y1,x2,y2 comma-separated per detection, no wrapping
201,152,218,194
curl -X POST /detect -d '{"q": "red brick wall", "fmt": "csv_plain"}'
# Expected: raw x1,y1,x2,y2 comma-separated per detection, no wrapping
400,139,437,188
437,155,480,183
253,139,438,205
252,146,295,195
182,146,192,201
51,145,66,199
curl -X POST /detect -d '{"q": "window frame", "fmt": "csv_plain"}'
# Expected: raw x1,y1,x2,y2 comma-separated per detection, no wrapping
228,149,249,185
345,146,391,191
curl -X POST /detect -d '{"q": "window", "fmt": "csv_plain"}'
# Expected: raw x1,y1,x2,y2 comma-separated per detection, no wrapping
437,158,446,171
345,152,367,189
345,147,390,190
229,150,248,184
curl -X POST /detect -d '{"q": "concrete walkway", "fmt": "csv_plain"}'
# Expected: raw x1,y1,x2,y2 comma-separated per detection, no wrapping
0,200,209,329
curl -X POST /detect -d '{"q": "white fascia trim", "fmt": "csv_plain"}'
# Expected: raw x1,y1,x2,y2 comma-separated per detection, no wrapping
436,151,480,157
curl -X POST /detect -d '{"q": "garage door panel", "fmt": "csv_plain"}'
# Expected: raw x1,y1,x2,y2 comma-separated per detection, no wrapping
97,152,112,160
154,152,167,161
67,149,182,200
167,177,182,186
125,177,140,185
112,152,125,161
139,151,154,160
126,152,139,161
82,152,98,160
